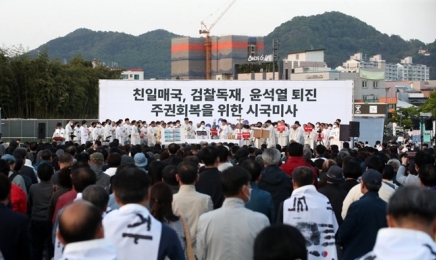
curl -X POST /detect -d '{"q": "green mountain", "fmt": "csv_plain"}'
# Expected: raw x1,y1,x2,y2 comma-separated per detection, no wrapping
264,12,436,79
30,12,436,79
30,28,180,79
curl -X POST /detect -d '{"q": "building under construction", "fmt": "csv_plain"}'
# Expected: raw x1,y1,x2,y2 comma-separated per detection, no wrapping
171,35,264,79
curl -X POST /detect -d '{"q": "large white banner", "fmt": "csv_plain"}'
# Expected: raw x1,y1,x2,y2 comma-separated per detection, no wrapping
99,80,353,125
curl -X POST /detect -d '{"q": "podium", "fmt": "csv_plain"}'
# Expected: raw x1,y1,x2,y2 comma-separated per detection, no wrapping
253,128,270,139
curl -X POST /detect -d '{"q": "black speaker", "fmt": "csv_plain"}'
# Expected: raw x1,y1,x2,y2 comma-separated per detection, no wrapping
425,119,433,130
412,119,420,130
339,125,350,141
349,121,360,137
37,123,46,139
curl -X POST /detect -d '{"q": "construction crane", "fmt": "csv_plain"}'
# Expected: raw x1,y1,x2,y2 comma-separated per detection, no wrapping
199,0,237,80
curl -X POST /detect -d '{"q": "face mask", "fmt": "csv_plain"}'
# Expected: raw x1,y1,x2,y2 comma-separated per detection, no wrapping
333,125,338,128
328,127,332,130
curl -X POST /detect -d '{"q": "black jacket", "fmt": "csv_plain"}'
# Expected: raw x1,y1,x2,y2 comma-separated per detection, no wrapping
318,183,347,225
0,204,32,260
196,167,224,209
258,165,292,218
336,191,387,260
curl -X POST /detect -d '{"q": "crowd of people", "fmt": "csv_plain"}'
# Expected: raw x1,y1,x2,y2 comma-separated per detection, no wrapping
1,126,436,260
51,118,343,149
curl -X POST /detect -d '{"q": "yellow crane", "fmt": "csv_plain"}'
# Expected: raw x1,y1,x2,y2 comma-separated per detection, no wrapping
199,0,237,80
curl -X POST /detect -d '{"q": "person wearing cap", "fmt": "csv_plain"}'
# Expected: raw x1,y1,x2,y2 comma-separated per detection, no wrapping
134,153,148,173
358,186,436,260
337,169,388,260
1,154,27,196
318,165,347,226
89,153,110,189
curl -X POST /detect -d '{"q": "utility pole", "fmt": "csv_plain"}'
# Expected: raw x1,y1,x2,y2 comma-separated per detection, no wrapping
0,107,2,141
272,39,279,80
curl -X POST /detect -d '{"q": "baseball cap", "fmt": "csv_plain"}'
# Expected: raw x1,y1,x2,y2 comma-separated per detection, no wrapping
90,152,104,162
134,153,148,168
362,169,382,186
326,166,344,183
1,154,16,163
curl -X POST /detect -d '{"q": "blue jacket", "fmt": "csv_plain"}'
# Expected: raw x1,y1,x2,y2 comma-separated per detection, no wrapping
245,182,275,223
336,191,387,260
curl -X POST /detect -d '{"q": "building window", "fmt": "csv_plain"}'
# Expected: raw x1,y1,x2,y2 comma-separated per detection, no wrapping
373,81,378,88
130,74,133,78
362,81,368,88
134,75,139,80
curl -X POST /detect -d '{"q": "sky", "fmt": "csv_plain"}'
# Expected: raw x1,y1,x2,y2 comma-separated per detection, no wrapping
1,0,435,50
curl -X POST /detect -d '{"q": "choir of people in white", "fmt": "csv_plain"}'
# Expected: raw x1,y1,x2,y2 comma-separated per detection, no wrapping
52,118,343,149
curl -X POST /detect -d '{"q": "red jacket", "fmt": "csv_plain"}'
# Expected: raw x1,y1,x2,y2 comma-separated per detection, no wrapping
11,184,27,214
280,157,319,188
52,189,77,223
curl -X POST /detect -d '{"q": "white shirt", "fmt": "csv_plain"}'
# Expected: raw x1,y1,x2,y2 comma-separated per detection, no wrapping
359,228,436,260
103,204,162,260
196,198,269,260
283,185,338,260
61,239,117,260
172,185,213,248
104,168,117,177
341,182,395,219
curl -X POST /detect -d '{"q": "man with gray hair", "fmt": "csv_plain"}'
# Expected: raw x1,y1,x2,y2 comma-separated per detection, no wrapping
359,186,436,259
258,148,292,218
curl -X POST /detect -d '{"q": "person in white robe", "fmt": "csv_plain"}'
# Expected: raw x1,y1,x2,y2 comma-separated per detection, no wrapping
219,119,232,140
295,122,305,144
187,121,196,139
73,122,81,144
147,121,158,146
252,122,264,148
265,120,276,148
279,166,338,260
329,122,341,149
183,118,191,140
140,123,147,145
52,122,65,145
80,121,89,145
115,122,124,145
241,125,252,146
64,120,73,142
304,123,316,150
103,120,112,141
276,121,289,148
130,121,140,145
289,124,300,144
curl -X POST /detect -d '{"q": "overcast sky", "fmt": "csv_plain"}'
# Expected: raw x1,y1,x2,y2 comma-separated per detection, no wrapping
1,0,435,50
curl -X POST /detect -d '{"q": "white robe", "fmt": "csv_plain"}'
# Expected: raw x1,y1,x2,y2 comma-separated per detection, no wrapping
266,125,276,148
64,124,73,142
73,126,81,144
116,126,124,145
276,126,289,148
104,124,112,141
283,185,338,260
329,127,341,148
52,128,65,144
219,125,231,139
304,130,316,149
80,126,88,145
147,127,157,146
131,126,140,145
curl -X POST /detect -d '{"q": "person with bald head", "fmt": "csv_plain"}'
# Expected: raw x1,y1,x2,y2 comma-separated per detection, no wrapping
57,201,116,259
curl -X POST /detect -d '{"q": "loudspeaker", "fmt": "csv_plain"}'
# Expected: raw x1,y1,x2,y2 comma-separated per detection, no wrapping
339,125,350,141
37,123,46,139
412,119,420,130
425,119,433,130
349,121,360,137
